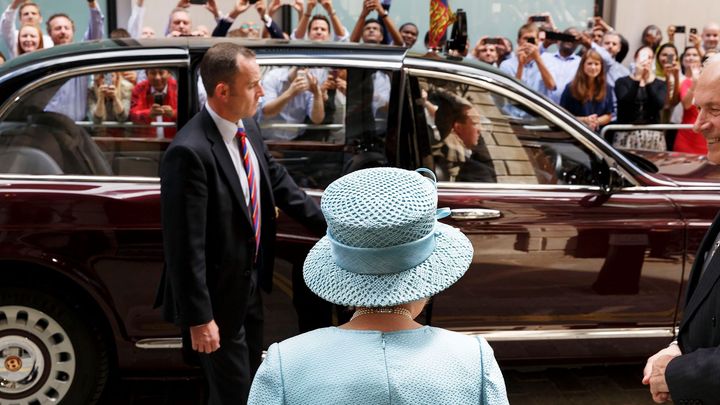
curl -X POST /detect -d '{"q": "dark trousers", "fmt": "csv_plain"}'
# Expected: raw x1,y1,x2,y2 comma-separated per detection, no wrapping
195,276,264,405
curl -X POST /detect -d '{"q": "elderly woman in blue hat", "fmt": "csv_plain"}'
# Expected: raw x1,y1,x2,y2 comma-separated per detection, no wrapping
249,167,508,404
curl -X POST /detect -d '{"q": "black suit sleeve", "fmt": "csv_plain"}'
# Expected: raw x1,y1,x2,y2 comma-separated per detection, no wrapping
666,345,720,403
160,144,214,327
248,120,326,235
265,19,285,39
212,18,233,37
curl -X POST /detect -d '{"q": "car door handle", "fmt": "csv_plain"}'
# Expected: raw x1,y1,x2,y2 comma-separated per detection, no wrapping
450,208,502,221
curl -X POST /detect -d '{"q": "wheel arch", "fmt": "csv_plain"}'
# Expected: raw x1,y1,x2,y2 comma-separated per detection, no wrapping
0,259,120,369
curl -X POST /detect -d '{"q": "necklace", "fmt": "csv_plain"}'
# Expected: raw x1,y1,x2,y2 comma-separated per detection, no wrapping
350,307,414,321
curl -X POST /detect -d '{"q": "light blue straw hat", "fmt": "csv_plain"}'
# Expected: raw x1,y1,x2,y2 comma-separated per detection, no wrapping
303,167,473,307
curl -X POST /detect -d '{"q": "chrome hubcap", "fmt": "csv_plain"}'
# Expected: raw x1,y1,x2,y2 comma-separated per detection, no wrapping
0,306,75,403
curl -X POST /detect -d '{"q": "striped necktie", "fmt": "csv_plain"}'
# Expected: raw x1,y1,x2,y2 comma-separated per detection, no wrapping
237,127,261,261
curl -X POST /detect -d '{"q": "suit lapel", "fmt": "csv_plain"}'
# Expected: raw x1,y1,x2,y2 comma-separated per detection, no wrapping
202,109,252,228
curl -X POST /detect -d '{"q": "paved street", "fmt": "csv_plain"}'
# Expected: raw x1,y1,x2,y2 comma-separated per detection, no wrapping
102,364,655,404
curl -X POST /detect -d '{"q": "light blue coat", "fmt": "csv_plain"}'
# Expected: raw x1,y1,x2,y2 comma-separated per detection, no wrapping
249,326,509,404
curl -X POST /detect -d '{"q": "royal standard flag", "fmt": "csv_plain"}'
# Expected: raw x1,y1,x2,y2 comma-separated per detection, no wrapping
429,0,455,49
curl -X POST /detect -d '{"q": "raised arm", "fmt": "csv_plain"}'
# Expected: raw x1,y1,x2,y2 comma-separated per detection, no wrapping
85,1,105,41
367,0,402,45
1,0,23,56
293,0,316,40
127,0,145,38
349,0,373,43
319,0,347,40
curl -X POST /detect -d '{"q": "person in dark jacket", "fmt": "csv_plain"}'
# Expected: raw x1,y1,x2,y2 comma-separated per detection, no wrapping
643,54,720,404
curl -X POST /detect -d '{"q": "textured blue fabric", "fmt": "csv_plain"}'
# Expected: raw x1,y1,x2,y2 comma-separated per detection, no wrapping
248,326,509,404
328,226,438,275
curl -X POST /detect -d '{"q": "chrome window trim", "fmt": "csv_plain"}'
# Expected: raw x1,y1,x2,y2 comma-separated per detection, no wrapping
0,49,189,85
135,326,675,349
436,182,604,192
0,58,189,120
460,327,675,342
256,58,402,70
0,174,160,183
405,64,679,189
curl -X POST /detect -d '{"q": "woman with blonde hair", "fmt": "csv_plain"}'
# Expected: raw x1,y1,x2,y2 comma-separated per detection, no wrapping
560,49,613,132
249,167,508,405
16,23,43,56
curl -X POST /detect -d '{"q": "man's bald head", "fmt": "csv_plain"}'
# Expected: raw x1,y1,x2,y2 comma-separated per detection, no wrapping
702,22,720,51
693,55,720,163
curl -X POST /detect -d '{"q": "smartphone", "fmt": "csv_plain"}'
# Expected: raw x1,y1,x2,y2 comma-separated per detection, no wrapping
103,73,113,84
153,94,164,105
690,27,698,35
526,37,536,45
544,30,576,42
189,0,207,4
675,25,686,34
587,20,594,30
665,54,676,64
530,15,548,22
248,0,258,4
484,37,501,45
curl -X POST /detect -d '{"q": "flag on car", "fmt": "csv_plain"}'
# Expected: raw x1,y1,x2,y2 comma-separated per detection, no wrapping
429,0,455,50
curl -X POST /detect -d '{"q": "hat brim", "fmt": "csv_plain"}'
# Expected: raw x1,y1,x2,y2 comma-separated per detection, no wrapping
303,222,473,307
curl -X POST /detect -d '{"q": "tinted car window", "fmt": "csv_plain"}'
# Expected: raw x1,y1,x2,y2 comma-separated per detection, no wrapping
0,67,179,177
417,75,600,186
253,65,393,189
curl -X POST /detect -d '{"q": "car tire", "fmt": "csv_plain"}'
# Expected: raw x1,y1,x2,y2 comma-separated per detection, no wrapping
0,288,109,404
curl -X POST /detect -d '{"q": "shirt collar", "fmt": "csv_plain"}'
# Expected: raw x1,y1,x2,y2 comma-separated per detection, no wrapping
151,84,168,95
205,102,244,144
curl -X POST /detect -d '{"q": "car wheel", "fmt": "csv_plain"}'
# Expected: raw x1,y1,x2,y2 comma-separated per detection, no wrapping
0,288,109,404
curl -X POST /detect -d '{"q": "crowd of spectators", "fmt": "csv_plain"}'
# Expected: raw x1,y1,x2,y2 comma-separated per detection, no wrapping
0,1,718,153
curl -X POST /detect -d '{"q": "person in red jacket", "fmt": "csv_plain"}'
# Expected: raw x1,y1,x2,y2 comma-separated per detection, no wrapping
129,68,178,138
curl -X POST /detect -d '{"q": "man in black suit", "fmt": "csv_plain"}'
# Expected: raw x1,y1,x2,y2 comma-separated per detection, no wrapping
156,43,324,404
643,55,720,403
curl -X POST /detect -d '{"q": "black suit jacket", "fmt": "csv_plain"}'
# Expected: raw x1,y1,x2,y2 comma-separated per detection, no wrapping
666,211,720,404
156,108,324,338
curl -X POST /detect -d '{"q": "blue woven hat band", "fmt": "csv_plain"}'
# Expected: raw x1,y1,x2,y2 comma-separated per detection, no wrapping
327,225,439,275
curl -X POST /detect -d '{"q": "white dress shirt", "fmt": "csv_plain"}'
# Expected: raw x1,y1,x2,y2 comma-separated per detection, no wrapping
206,103,261,211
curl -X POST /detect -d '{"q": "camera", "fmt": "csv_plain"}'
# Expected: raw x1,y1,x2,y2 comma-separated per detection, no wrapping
530,15,548,22
544,30,576,43
446,9,468,56
526,37,536,45
675,25,686,34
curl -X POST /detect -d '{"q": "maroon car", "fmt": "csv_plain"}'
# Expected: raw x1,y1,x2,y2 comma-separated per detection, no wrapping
1,38,719,404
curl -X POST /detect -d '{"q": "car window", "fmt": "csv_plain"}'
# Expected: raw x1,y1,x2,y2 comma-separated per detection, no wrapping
254,64,393,189
0,67,179,177
416,75,601,186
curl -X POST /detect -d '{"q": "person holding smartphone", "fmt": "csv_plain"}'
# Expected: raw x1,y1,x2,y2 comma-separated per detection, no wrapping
471,36,499,66
673,47,705,154
612,46,668,151
129,68,178,138
498,23,556,97
654,43,681,127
